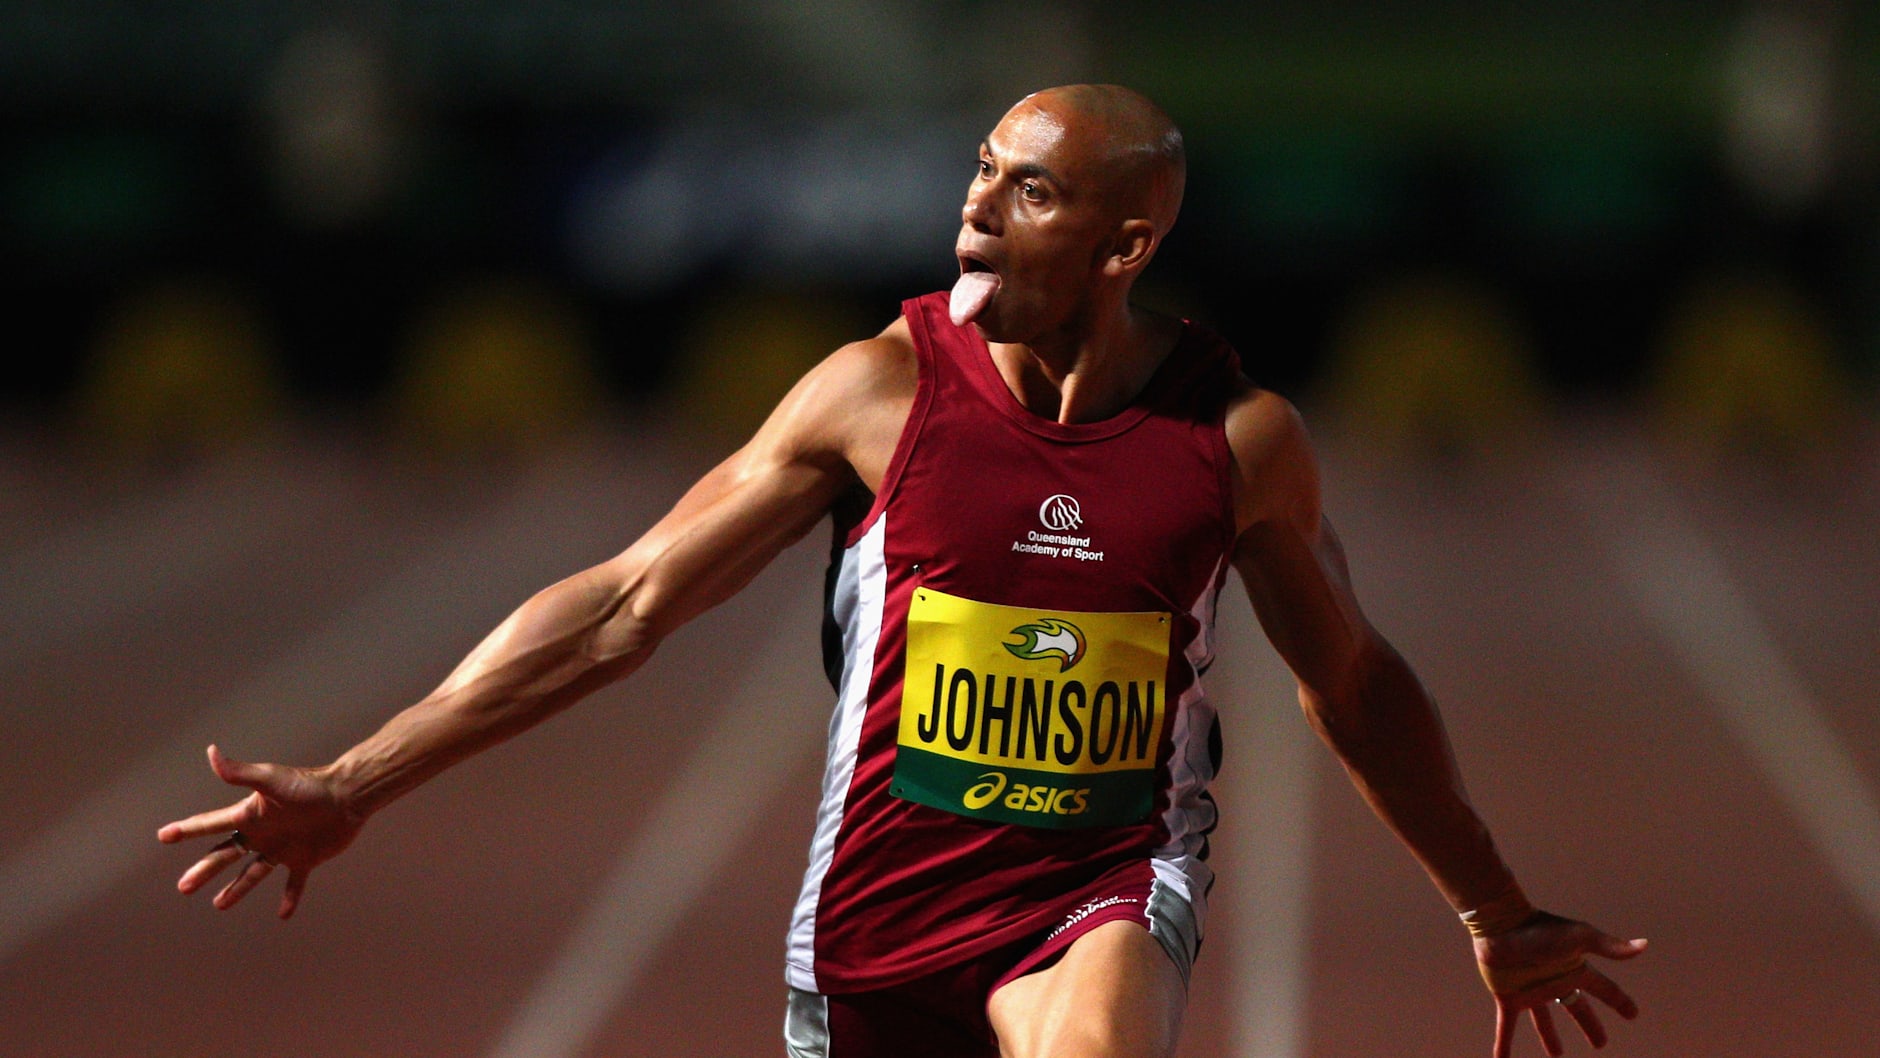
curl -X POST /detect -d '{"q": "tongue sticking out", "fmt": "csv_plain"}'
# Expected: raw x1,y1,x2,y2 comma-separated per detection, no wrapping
949,271,1000,327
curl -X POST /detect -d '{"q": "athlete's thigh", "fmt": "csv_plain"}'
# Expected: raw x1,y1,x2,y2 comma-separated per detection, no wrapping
984,920,1186,1058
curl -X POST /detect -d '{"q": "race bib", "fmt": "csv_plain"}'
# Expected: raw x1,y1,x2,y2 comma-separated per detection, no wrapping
891,586,1172,829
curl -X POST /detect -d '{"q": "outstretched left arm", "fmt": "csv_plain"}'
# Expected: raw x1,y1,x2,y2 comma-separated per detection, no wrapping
1223,386,1645,1057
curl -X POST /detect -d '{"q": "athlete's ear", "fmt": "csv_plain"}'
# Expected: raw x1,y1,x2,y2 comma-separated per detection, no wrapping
1101,218,1158,278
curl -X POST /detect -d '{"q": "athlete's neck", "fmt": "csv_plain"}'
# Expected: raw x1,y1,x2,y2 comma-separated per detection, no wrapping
989,304,1179,425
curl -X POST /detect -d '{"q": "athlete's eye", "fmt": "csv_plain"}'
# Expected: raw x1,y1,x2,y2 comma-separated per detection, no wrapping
977,159,993,179
1021,181,1044,201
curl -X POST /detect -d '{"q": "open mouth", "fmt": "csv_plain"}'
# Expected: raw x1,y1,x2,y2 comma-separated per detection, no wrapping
958,251,997,276
949,254,1002,327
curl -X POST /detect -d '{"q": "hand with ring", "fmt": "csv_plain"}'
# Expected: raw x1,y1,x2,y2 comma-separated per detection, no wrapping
157,745,365,919
1472,909,1648,1058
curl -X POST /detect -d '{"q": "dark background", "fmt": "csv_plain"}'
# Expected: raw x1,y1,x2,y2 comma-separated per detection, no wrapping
3,1,1875,448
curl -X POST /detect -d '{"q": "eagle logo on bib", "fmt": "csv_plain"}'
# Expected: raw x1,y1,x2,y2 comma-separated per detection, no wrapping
1004,619,1086,672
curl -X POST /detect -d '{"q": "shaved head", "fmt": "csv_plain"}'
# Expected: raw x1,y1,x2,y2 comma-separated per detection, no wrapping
955,84,1187,341
1019,84,1186,234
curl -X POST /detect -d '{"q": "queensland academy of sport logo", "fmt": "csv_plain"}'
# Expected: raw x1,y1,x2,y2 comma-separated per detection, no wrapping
1014,493,1101,563
1004,618,1087,672
1039,494,1083,531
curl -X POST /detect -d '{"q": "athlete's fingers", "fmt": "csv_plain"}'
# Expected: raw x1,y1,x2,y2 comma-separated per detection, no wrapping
1493,1002,1518,1058
176,842,246,894
157,800,251,844
1579,968,1639,1020
278,868,308,920
1561,995,1607,1049
212,857,274,911
1531,1003,1564,1057
207,744,282,793
157,746,273,845
1593,933,1649,962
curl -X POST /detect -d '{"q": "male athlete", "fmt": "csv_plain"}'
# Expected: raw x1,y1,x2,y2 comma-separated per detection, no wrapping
160,85,1645,1058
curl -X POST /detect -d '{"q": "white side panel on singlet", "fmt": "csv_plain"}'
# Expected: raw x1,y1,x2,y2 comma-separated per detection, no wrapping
1150,557,1229,941
786,515,888,991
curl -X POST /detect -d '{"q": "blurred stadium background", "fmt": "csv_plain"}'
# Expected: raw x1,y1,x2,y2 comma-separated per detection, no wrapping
4,1,1876,447
3,3,1878,1057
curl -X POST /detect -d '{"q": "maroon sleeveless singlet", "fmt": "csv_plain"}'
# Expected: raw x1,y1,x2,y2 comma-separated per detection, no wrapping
787,291,1242,995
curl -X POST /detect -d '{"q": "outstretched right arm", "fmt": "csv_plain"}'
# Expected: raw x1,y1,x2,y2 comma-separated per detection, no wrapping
158,321,918,917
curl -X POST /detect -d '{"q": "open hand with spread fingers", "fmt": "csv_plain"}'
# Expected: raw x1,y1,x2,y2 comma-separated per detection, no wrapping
157,744,365,919
1472,908,1648,1058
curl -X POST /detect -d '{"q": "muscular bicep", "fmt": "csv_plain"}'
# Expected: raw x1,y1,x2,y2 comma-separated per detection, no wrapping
587,328,914,655
602,442,848,644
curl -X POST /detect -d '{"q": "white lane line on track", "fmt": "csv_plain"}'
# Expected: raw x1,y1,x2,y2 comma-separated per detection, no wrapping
1212,590,1320,1058
485,539,828,1058
0,445,352,669
0,444,653,963
1561,447,1880,936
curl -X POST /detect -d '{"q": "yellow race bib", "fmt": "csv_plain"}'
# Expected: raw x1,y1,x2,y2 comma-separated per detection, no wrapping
891,587,1172,828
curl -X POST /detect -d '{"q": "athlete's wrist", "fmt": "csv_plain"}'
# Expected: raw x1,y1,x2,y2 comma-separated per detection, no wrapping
1457,883,1536,939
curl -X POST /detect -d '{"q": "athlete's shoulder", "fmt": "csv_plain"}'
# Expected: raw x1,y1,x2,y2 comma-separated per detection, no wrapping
820,315,918,400
767,316,913,427
1221,378,1320,533
756,315,918,493
1224,378,1310,462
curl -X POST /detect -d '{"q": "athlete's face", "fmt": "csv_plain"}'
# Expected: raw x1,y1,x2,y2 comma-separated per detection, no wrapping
955,98,1125,342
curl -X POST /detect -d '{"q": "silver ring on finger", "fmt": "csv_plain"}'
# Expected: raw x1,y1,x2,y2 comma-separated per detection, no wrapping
1556,989,1585,1006
230,829,249,851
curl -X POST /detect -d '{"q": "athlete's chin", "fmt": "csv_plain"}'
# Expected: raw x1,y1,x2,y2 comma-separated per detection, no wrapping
970,305,1034,344
972,317,1017,343
973,290,1084,346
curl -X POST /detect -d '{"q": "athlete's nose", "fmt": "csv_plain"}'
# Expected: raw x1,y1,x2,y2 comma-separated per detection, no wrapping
961,179,999,234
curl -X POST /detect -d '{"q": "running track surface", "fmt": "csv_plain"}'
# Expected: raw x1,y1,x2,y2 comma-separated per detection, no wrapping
3,411,1876,1058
